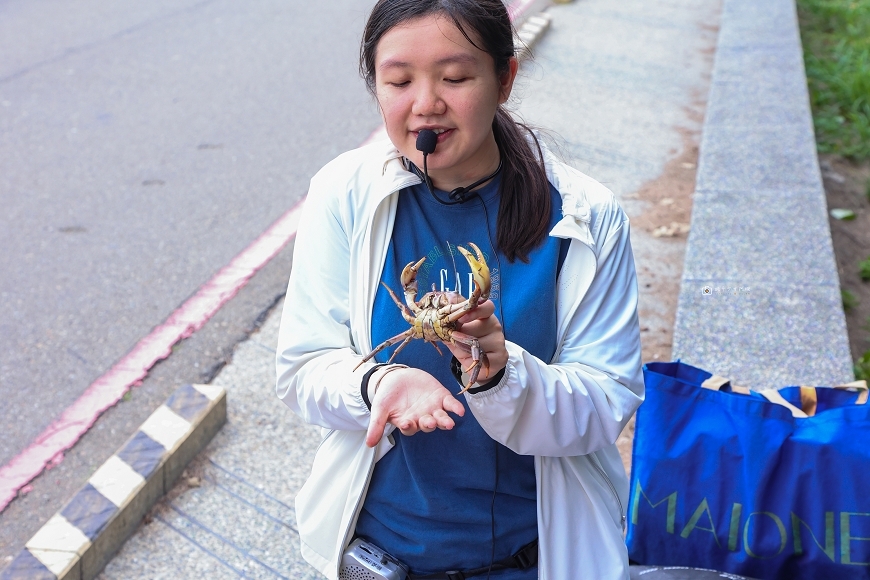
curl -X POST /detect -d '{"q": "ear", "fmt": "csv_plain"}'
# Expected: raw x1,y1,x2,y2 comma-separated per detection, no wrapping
497,57,519,104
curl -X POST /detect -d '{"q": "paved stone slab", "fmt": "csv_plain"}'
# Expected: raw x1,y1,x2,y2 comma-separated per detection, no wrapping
713,45,806,83
520,0,713,202
98,517,239,580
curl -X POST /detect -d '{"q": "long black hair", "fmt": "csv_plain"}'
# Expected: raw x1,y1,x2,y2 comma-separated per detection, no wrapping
360,0,551,263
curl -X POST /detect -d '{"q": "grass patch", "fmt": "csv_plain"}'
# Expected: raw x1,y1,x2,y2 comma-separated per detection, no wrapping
797,0,870,160
856,350,870,381
861,256,870,281
843,289,859,311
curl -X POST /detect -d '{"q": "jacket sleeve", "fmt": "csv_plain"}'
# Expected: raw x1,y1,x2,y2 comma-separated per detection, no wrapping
465,202,644,457
275,170,373,432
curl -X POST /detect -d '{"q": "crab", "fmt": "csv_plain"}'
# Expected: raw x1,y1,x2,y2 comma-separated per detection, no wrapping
355,242,491,394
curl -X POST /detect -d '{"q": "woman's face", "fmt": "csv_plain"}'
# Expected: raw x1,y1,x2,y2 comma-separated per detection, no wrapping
374,14,518,188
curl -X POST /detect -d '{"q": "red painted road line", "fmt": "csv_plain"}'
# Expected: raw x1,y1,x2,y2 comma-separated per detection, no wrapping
0,1,537,512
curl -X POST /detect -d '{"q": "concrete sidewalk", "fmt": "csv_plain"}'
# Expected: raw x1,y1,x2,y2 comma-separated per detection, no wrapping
98,0,722,576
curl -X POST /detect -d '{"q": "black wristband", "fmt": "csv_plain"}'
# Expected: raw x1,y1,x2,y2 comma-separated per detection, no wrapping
450,356,506,394
360,363,387,410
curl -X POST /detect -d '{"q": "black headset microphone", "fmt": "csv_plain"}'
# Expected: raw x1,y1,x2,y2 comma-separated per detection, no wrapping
415,129,503,205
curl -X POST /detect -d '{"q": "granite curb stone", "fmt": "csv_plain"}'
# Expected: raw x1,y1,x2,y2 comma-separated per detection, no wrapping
0,384,226,580
673,281,852,387
703,79,811,128
716,0,800,49
515,12,552,60
673,0,853,387
681,190,839,284
695,124,823,193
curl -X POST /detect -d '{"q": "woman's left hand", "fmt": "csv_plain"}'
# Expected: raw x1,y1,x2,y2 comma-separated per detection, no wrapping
445,299,508,385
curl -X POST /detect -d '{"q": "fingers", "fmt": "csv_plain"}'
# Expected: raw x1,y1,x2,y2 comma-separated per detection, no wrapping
398,419,420,437
459,299,495,324
366,405,389,448
417,410,459,432
442,393,466,416
367,368,465,443
418,414,437,433
432,409,456,430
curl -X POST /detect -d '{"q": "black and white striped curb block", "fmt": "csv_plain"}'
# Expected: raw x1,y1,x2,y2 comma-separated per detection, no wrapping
1,384,227,580
516,12,552,61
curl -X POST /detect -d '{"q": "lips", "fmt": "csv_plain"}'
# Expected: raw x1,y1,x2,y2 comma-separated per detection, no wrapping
413,128,454,143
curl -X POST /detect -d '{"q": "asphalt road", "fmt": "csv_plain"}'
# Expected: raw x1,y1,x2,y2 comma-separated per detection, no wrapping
0,0,381,558
0,0,382,468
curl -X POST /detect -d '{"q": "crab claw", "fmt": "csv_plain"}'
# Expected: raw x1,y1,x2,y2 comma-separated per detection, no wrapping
457,243,490,303
400,256,427,311
400,257,426,293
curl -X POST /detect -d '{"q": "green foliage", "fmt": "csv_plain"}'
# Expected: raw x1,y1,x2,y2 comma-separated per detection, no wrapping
797,0,870,161
861,256,870,281
843,288,859,311
856,350,870,381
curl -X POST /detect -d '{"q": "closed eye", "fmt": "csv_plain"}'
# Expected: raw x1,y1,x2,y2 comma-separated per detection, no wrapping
445,78,468,84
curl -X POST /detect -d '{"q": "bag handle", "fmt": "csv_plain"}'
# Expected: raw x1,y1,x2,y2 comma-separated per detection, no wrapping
701,375,751,395
799,380,868,416
759,389,809,418
701,376,808,418
702,375,807,417
837,380,869,404
701,375,868,418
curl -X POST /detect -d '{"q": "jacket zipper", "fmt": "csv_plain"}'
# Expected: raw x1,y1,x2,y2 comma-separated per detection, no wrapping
314,428,336,454
335,434,391,577
589,452,626,532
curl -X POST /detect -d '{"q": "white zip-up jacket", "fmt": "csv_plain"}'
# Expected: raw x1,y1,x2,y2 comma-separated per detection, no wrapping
276,138,644,580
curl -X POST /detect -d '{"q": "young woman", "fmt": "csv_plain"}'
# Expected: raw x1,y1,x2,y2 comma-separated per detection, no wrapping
276,1,644,578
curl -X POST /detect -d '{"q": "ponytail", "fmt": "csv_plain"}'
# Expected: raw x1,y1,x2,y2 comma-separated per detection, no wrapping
493,107,551,263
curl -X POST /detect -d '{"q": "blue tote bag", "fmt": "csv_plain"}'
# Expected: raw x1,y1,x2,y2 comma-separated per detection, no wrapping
626,361,870,579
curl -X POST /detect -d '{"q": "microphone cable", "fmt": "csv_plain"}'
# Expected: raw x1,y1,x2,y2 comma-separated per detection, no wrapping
414,129,509,579
414,130,504,206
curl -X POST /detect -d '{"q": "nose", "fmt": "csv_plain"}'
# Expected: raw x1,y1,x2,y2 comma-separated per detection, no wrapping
411,80,446,117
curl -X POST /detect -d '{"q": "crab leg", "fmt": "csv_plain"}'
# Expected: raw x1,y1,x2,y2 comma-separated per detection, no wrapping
380,281,416,325
448,331,491,394
354,329,415,370
443,277,483,323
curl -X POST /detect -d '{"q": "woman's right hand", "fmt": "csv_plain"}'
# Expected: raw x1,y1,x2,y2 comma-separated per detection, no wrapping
365,366,465,447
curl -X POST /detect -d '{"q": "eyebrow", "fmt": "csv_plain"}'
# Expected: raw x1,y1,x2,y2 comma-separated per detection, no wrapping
378,53,478,70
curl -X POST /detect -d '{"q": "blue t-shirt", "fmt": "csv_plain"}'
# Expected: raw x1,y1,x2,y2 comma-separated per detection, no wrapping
355,172,567,577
